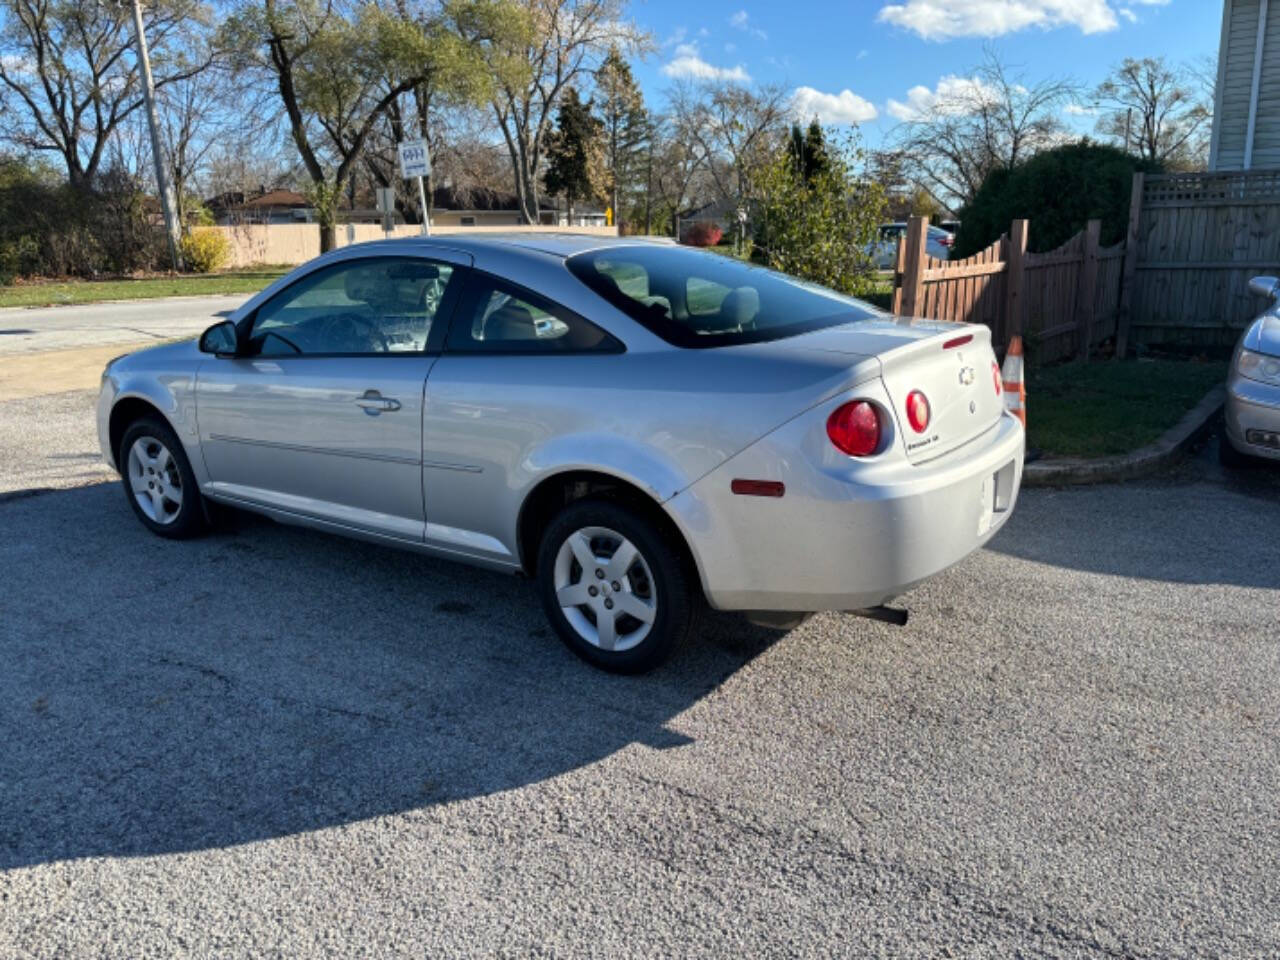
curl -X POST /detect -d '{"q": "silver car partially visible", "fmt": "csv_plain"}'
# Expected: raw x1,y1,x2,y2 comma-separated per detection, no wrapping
868,222,954,270
1223,275,1280,465
98,234,1024,672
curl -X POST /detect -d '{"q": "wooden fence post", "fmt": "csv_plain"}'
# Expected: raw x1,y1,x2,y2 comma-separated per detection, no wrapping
890,225,907,314
1075,219,1101,362
1115,172,1145,359
1002,219,1029,346
897,215,929,319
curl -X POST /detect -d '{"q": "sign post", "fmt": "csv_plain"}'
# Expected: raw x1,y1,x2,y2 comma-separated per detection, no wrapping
375,187,396,237
397,139,431,236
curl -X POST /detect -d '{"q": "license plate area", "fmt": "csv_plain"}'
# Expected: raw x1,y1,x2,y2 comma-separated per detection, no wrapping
977,459,1017,535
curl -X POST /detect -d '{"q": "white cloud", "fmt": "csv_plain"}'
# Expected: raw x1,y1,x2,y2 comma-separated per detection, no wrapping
1064,102,1099,115
792,86,879,124
876,0,1164,40
886,75,1001,121
661,43,752,83
728,9,768,39
662,26,688,47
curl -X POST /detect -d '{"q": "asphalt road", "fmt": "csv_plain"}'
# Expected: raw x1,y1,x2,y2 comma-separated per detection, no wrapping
2,387,1279,958
0,295,249,356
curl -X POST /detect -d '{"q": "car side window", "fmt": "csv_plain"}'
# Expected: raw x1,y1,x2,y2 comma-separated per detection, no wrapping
245,257,456,357
447,272,621,353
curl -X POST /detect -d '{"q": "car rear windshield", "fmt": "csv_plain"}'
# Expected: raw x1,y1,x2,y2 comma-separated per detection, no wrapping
566,245,878,348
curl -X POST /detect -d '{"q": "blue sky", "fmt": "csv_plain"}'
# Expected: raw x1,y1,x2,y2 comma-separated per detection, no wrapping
625,0,1222,148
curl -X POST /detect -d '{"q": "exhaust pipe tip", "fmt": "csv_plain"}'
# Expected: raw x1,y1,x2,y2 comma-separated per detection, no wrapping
846,605,909,627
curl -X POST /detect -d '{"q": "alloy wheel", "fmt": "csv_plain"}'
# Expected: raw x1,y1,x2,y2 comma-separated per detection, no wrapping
127,435,183,525
552,525,657,652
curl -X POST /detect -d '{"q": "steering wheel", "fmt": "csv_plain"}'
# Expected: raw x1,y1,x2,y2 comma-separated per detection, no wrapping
317,312,388,353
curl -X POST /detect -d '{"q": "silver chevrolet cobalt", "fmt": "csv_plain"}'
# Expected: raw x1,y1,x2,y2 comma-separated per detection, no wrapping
98,234,1024,671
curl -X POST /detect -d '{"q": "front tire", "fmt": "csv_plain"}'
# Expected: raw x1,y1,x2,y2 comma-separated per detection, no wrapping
118,417,207,539
536,499,696,673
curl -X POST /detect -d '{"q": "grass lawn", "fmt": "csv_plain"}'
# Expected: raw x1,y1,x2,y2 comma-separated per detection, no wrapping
0,267,291,309
1027,359,1227,458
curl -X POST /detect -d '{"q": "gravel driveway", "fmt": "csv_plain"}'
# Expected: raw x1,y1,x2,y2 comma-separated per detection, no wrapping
2,388,1278,958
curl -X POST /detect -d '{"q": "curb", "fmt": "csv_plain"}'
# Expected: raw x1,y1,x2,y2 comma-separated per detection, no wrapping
1022,384,1225,487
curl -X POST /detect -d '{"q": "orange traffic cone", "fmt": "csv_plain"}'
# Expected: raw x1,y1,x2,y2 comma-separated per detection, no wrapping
1002,336,1026,426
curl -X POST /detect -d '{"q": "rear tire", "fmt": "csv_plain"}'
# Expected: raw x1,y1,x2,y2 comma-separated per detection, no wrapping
118,417,208,540
536,499,695,673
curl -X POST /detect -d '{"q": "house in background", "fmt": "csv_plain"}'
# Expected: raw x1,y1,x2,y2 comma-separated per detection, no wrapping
430,185,558,226
205,188,315,225
1210,0,1280,170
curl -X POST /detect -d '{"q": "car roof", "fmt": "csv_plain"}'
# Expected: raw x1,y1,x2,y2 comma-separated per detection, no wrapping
374,232,677,260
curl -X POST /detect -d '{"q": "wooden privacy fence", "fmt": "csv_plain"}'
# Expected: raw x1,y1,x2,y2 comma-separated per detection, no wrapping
892,216,1124,363
1118,169,1280,353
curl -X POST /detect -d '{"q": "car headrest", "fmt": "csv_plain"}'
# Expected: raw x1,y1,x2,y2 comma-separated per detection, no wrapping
343,266,385,306
714,286,760,331
483,302,537,341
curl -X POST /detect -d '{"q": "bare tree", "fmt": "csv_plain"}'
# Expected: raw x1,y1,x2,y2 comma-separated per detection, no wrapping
888,50,1076,208
451,0,645,224
224,0,502,251
647,108,711,236
676,80,789,246
1093,56,1212,170
0,0,215,189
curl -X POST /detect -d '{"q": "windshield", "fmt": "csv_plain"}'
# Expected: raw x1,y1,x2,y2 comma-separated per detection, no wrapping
566,245,878,348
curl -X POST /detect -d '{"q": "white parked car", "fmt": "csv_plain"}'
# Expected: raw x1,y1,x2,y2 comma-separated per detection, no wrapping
98,235,1024,672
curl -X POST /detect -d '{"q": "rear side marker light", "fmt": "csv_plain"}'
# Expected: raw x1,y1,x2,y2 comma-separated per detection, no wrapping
827,400,882,457
731,479,785,497
943,334,972,349
992,361,1002,396
906,390,931,433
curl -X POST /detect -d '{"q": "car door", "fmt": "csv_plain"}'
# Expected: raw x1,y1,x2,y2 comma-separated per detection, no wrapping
421,270,624,563
196,251,469,541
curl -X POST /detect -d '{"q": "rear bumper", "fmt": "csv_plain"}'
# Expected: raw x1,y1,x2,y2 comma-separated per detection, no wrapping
1225,372,1280,462
667,406,1025,612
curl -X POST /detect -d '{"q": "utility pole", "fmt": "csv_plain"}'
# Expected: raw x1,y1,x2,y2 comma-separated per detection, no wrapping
129,0,183,271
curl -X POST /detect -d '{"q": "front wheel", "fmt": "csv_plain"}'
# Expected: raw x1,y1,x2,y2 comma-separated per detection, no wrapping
118,417,207,539
536,499,696,673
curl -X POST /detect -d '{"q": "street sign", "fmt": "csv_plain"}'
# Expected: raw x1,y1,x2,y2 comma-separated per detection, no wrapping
398,139,430,179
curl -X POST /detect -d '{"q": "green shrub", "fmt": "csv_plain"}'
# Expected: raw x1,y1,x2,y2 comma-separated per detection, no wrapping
180,228,231,273
753,128,885,297
954,142,1161,258
0,156,164,278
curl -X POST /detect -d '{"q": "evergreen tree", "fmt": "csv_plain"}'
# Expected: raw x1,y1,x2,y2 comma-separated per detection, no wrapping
593,47,649,229
544,88,606,222
788,120,829,184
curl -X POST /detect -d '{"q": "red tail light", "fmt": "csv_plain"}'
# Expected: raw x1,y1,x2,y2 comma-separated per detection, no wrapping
827,401,881,457
906,390,931,433
992,361,1002,396
937,234,954,246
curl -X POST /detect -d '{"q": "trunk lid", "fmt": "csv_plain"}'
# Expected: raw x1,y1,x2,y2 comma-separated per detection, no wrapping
777,318,1005,464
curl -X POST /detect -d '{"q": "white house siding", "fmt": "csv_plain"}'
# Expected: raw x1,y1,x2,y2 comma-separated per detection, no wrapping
1212,0,1280,170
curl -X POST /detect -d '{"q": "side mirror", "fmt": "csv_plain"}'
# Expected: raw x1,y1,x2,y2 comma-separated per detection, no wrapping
199,320,239,356
1248,276,1280,301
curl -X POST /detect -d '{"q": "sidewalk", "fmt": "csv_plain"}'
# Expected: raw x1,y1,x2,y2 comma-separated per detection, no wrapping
0,294,248,356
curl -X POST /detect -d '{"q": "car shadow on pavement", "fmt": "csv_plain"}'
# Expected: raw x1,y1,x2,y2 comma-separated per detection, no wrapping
0,482,785,870
984,435,1280,591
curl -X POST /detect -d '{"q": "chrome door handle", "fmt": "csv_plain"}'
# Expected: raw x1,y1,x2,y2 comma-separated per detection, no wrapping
355,391,401,413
